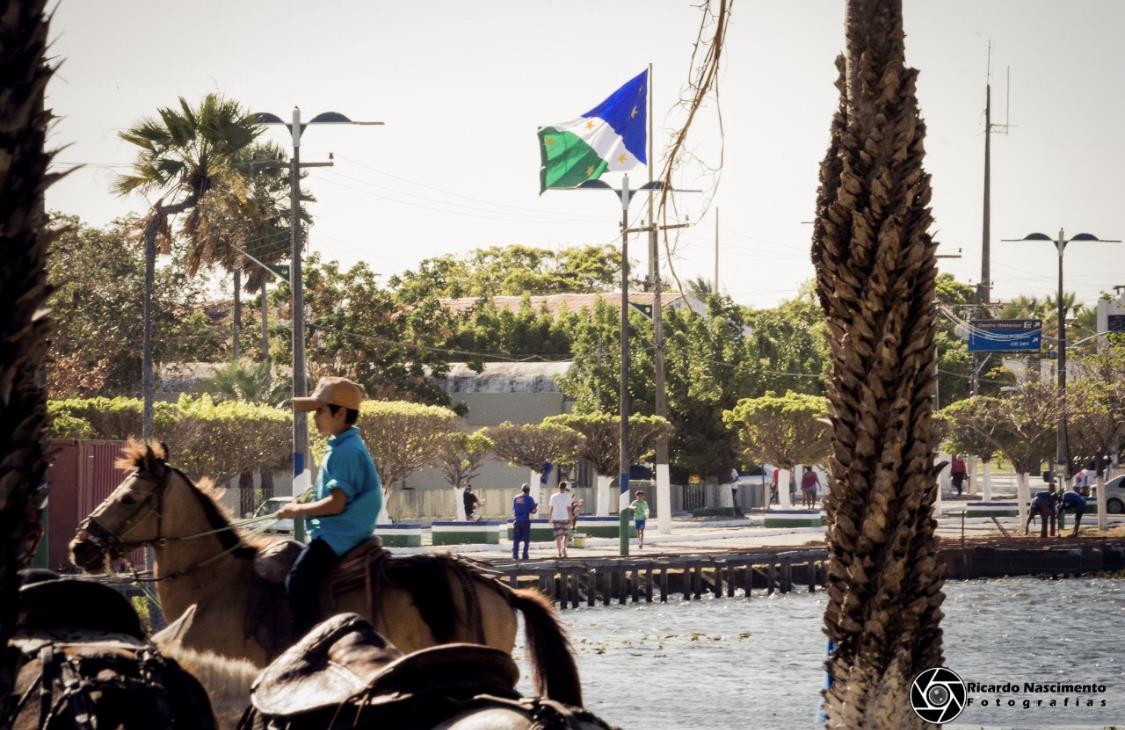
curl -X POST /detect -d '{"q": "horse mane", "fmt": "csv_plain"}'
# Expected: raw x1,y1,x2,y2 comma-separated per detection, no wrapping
115,439,266,554
162,644,258,726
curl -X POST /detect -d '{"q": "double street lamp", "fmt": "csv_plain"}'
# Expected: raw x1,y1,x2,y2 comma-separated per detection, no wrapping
254,108,382,536
1003,229,1120,482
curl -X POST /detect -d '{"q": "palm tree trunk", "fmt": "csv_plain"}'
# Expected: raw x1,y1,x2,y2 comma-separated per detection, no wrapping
142,212,159,439
812,1,945,726
232,268,242,361
260,282,271,379
0,0,56,713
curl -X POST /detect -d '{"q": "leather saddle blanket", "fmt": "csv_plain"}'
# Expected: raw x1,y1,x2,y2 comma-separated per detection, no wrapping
247,537,389,657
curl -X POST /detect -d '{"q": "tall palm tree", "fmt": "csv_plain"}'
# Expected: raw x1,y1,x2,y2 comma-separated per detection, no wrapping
811,0,945,726
0,0,57,713
115,94,261,438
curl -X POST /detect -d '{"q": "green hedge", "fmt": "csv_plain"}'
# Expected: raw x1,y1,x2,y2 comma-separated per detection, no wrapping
48,395,290,483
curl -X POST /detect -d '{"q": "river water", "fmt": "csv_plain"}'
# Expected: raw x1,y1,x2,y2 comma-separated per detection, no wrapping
516,576,1124,729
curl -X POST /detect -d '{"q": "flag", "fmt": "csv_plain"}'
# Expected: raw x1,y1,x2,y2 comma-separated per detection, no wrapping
538,69,648,193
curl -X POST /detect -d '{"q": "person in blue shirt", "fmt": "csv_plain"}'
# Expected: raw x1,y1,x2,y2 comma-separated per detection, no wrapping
277,377,382,638
1057,489,1087,537
1025,483,1057,537
511,483,538,561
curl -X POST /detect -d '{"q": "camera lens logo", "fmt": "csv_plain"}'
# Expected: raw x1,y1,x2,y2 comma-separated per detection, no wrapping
910,667,966,724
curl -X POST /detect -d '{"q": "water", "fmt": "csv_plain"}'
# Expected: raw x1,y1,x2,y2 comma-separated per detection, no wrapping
516,576,1125,729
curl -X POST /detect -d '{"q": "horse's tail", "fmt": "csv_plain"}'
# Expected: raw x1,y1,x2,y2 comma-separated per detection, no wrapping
507,587,583,707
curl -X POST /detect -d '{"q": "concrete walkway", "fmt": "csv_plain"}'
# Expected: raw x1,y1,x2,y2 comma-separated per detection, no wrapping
404,511,1125,560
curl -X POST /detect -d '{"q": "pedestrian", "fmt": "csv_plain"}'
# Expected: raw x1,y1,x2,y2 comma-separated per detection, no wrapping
628,490,650,549
1057,488,1087,538
511,483,537,561
770,466,780,504
729,467,740,512
950,455,967,496
1025,482,1057,537
548,481,573,559
462,487,481,521
277,377,381,639
801,466,820,509
1073,464,1091,497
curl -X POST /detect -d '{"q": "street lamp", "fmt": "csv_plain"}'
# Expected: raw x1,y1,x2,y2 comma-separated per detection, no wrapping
255,108,383,538
1002,229,1121,483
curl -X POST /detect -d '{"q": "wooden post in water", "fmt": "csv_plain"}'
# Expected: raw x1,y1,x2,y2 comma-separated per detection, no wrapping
630,567,640,603
727,562,736,598
644,565,654,602
587,569,596,607
618,566,628,605
712,561,723,598
683,565,692,601
660,568,669,603
767,562,776,595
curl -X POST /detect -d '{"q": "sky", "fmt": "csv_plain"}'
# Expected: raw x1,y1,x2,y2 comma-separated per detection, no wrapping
46,0,1125,310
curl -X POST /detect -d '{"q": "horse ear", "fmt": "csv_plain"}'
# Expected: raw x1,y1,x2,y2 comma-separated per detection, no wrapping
143,445,157,474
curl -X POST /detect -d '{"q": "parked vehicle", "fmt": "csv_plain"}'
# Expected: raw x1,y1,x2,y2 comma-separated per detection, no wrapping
253,496,295,535
1100,474,1125,514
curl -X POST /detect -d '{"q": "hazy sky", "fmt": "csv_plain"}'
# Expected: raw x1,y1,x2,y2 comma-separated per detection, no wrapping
46,1,1125,309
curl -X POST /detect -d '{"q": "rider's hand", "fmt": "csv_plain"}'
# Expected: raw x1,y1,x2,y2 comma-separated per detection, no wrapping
275,500,302,519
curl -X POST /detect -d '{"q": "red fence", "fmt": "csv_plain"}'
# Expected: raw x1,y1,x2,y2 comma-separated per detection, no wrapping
47,439,145,572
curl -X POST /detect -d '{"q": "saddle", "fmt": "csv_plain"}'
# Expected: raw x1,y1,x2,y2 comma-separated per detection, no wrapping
8,578,216,730
241,614,616,730
247,537,388,657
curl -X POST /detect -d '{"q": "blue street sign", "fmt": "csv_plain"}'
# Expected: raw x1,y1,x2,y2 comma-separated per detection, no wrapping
968,319,1042,353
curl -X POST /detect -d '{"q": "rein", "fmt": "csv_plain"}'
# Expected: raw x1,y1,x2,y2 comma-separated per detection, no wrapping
81,465,279,584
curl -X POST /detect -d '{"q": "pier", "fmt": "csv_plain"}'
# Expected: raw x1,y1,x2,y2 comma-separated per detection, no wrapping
485,539,1125,608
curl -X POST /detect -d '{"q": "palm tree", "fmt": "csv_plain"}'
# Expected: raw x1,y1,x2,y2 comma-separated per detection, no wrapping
116,94,261,439
182,140,295,363
686,275,714,300
811,1,944,726
0,0,57,712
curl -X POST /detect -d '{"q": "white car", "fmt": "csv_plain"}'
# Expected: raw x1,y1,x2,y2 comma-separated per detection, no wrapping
1101,475,1125,514
253,496,296,535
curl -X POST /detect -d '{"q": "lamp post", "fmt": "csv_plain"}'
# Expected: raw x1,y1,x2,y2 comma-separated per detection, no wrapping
255,108,382,540
1003,230,1121,484
572,176,662,556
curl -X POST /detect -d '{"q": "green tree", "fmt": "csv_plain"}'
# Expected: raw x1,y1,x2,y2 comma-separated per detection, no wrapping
354,401,459,521
437,430,493,519
485,422,585,505
743,283,829,395
116,93,261,438
722,392,831,470
544,413,671,514
934,398,998,462
285,253,456,406
390,243,622,302
46,215,218,397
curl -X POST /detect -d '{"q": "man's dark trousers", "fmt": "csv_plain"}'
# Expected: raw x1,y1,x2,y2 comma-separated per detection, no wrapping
286,537,341,639
512,520,531,559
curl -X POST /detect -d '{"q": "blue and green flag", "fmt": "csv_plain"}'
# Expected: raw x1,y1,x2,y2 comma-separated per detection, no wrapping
538,69,648,193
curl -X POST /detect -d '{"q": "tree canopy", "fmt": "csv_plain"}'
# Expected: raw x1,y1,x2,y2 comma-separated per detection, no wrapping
722,391,831,469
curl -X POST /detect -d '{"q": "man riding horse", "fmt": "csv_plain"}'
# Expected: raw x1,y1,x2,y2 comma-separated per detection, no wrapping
275,376,381,639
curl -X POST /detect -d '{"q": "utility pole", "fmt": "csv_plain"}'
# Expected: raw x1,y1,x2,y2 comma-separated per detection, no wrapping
714,207,719,295
645,61,673,536
976,44,1009,400
255,107,382,538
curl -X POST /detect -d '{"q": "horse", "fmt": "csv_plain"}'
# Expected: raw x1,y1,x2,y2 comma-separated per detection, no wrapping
68,440,581,705
7,572,217,730
237,613,616,730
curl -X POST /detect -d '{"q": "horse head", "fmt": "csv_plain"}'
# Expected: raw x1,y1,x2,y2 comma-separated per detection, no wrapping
69,438,174,572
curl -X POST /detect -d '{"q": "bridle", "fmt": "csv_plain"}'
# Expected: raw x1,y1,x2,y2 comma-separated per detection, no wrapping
77,464,258,583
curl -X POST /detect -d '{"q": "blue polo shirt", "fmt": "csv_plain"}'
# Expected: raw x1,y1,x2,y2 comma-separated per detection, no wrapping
307,427,382,555
1059,491,1086,511
512,493,538,521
